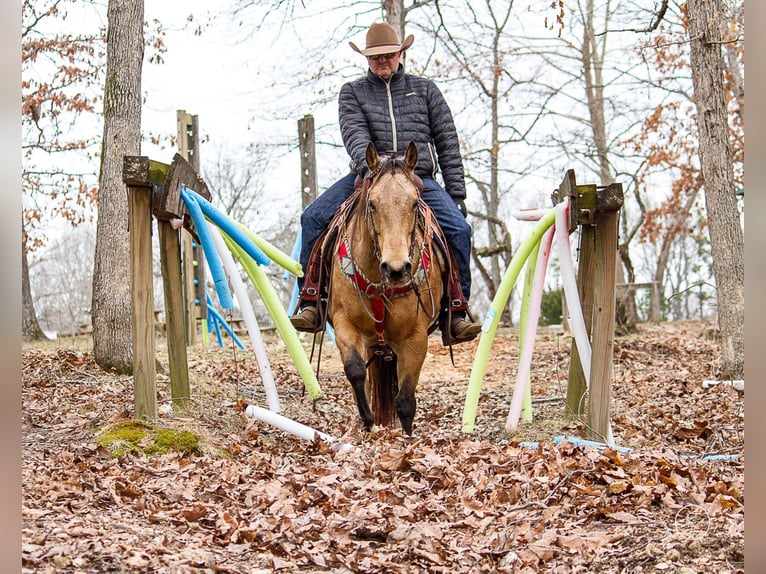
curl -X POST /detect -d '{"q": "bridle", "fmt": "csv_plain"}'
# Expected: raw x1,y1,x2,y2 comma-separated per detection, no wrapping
338,157,438,348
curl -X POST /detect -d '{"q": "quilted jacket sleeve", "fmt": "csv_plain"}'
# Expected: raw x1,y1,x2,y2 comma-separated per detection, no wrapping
339,81,373,177
426,80,466,200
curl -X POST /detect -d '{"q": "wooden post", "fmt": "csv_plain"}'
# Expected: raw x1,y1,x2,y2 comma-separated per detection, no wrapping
181,232,196,344
586,183,623,441
124,162,157,421
553,170,623,439
124,155,199,408
158,222,190,405
177,110,200,344
298,114,318,209
649,281,661,323
552,171,596,418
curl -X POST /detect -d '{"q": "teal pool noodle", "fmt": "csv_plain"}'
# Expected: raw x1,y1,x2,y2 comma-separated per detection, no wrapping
186,189,271,266
207,304,246,350
180,187,233,309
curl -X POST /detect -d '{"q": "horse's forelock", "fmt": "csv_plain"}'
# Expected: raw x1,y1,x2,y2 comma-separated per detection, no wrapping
367,156,410,185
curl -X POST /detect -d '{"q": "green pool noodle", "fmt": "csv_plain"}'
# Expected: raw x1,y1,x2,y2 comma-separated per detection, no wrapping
237,223,303,277
221,232,322,400
518,239,541,424
462,209,556,434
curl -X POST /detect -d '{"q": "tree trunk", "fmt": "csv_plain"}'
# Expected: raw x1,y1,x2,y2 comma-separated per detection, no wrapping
686,0,744,378
22,220,48,342
92,0,144,374
581,0,637,332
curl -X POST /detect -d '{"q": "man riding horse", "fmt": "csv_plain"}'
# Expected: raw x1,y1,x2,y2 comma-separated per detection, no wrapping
291,21,481,345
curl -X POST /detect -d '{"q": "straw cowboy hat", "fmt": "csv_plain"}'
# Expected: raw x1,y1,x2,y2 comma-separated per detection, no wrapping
349,22,414,56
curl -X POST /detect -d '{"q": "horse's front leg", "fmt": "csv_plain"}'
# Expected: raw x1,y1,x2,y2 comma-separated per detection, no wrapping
342,347,375,431
394,342,428,436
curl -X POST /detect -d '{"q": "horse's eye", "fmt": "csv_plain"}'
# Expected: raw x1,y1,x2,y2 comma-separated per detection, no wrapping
368,201,376,213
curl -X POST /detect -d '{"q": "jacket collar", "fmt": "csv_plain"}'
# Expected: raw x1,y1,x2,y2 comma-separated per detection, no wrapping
367,64,405,85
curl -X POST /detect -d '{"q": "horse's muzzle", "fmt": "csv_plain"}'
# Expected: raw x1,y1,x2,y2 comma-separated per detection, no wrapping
380,260,412,284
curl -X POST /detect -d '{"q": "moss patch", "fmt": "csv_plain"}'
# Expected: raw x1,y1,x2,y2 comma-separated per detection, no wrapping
96,420,201,457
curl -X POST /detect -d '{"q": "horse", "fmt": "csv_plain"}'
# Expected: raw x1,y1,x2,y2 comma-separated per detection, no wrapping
326,141,445,435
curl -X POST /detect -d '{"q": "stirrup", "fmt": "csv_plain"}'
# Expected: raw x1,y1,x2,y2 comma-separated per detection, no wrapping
442,316,481,345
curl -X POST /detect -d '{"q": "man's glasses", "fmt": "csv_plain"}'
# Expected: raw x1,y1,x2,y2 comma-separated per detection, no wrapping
368,52,399,61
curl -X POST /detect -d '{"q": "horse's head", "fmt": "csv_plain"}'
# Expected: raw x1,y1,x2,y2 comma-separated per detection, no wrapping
364,141,423,285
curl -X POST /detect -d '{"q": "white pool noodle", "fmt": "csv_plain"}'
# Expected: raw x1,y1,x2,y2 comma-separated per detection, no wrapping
208,223,281,413
555,200,592,384
243,404,355,452
505,224,555,433
511,208,550,221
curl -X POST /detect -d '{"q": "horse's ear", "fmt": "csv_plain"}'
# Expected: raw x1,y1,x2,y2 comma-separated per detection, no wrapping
404,141,418,171
365,142,379,173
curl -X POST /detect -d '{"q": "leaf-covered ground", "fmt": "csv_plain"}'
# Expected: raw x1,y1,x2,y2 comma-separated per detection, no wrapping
22,321,744,573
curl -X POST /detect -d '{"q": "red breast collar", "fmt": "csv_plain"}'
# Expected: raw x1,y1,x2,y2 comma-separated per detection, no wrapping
338,236,431,334
338,237,430,299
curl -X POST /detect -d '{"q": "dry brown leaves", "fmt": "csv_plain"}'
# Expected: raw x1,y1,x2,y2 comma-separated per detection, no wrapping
22,321,743,573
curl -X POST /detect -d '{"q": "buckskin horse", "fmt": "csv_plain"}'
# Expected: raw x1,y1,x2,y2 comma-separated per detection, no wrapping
326,141,445,435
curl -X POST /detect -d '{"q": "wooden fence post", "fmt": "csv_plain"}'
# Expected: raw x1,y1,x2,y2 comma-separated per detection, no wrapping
177,109,206,344
123,154,210,410
298,114,318,209
587,183,623,441
553,171,623,440
123,157,159,421
552,172,598,419
158,221,190,405
158,152,211,404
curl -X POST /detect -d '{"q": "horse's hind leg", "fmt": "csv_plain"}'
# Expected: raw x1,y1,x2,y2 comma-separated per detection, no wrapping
343,347,374,431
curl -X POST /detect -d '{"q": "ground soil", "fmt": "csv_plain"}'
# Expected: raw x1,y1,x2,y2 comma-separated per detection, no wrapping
22,320,744,573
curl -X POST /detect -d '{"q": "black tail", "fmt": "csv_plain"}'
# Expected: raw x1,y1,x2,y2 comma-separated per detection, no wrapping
367,349,398,428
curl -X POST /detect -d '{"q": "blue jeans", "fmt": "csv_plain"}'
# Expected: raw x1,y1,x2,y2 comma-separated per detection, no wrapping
298,173,473,300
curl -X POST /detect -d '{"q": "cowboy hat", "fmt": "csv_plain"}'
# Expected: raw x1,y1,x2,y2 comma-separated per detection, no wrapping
349,22,414,56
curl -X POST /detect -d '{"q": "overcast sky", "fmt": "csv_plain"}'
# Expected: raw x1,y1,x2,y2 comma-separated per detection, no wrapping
140,1,364,194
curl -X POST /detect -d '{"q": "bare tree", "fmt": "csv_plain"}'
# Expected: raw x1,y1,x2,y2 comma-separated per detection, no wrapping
686,0,743,378
421,0,533,323
30,225,96,336
91,0,144,373
201,144,301,320
21,0,105,340
22,222,46,341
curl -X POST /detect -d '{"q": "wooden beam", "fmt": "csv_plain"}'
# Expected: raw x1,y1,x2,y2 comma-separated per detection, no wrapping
127,183,157,421
155,152,211,221
298,114,318,209
616,281,658,291
158,221,190,405
551,169,578,232
567,224,596,418
122,156,169,187
597,182,624,211
587,207,619,442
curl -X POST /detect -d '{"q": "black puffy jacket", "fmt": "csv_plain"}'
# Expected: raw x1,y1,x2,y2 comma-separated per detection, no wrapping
339,64,467,200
